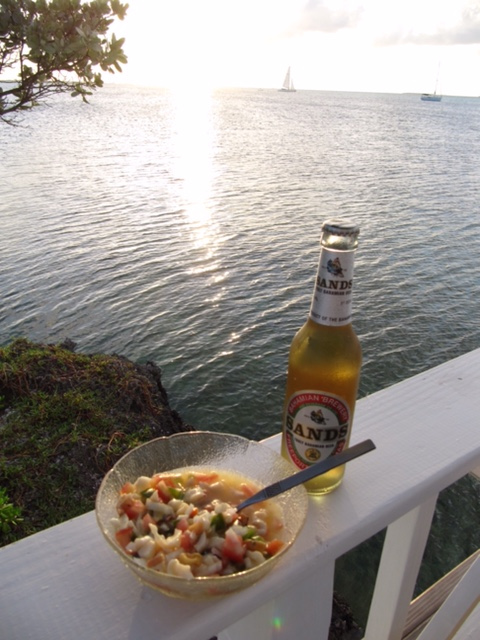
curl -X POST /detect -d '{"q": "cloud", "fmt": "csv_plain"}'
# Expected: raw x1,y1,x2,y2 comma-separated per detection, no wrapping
289,0,364,35
378,2,480,46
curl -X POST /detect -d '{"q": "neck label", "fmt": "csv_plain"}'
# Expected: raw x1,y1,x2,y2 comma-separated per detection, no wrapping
309,248,355,326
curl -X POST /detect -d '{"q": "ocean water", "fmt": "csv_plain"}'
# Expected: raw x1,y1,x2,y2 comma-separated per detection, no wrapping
1,85,479,619
2,85,479,437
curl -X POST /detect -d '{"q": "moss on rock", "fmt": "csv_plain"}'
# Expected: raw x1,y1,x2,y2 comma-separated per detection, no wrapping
0,338,194,545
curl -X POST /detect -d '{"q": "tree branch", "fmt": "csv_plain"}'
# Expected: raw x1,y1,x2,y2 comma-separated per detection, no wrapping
0,0,128,123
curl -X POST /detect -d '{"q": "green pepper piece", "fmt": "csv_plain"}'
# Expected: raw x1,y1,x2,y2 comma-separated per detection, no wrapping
243,527,264,541
140,488,155,502
211,512,226,532
168,487,185,500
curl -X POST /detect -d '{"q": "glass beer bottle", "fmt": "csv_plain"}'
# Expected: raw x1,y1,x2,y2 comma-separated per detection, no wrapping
281,219,362,494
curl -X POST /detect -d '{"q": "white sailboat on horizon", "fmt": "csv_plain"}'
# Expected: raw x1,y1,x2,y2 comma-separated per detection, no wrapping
279,67,296,92
421,64,442,102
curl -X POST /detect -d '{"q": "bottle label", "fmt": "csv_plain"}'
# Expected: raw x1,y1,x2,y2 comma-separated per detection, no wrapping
309,248,355,326
283,390,350,468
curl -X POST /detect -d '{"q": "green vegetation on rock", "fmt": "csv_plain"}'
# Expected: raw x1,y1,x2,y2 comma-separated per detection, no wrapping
0,338,193,546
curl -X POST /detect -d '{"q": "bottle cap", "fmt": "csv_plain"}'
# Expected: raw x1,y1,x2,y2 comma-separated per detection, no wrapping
322,219,359,236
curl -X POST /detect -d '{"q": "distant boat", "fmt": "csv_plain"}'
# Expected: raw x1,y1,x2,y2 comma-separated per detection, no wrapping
421,93,442,102
279,67,296,92
421,65,442,101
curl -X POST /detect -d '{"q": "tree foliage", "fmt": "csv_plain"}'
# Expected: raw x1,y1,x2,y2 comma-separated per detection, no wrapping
0,0,128,123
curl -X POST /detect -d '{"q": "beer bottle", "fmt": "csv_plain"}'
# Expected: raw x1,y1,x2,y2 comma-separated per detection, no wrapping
281,219,362,494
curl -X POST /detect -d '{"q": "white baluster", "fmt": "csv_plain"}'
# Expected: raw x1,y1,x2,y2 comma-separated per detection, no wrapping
364,495,438,640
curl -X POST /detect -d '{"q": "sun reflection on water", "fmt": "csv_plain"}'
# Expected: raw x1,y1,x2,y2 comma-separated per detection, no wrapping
168,86,217,251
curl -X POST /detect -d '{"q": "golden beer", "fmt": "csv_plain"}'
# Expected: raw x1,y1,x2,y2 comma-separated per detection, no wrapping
281,220,362,494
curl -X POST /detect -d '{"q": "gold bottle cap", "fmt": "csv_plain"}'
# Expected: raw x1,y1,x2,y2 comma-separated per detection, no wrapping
322,219,359,236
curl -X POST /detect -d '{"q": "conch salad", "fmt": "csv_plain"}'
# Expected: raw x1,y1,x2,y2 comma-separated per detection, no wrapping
111,469,285,579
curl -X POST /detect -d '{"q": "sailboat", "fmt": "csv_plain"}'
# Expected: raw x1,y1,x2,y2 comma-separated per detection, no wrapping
421,66,442,102
421,92,441,102
279,67,296,92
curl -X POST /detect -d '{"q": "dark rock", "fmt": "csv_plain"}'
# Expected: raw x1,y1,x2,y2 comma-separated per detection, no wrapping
329,592,364,639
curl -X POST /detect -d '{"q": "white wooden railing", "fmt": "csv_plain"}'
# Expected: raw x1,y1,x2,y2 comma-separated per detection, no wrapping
1,349,479,640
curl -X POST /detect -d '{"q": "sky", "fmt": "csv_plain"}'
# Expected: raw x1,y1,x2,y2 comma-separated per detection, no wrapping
112,0,480,96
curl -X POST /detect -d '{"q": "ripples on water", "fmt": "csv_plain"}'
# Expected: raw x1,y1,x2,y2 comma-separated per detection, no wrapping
2,85,480,618
2,86,479,439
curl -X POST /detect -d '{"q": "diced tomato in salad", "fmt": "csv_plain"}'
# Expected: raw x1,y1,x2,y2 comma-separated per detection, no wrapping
180,531,195,552
120,481,136,495
266,539,284,556
119,497,145,521
141,513,156,533
222,529,246,564
115,526,134,550
191,471,219,483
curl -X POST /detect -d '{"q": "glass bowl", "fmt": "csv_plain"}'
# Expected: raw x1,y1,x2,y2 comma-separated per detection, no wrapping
95,431,308,599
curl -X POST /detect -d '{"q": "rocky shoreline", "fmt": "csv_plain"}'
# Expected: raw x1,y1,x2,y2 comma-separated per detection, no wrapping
0,338,194,544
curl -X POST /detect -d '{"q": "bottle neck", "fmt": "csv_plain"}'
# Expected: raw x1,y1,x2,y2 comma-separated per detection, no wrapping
309,246,356,327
